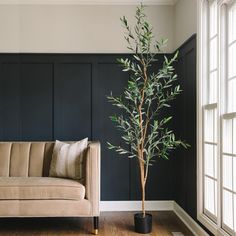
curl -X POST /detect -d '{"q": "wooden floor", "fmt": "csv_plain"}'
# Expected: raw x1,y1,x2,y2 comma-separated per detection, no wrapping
0,211,194,236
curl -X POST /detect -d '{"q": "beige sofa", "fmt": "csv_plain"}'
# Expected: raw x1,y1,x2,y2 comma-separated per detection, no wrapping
0,141,100,234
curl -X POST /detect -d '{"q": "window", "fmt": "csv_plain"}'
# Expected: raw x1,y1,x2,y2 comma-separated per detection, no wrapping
227,3,236,113
203,105,218,221
198,0,236,235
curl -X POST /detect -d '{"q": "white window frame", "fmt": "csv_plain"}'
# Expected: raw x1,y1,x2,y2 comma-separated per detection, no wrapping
197,0,236,235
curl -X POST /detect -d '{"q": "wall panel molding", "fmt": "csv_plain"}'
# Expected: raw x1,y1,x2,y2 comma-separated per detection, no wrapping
0,35,196,202
173,34,197,219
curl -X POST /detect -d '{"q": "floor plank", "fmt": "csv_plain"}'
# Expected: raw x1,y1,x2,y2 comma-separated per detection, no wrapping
0,211,194,236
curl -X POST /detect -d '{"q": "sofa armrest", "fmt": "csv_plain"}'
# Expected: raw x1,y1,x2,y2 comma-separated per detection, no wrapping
85,141,100,216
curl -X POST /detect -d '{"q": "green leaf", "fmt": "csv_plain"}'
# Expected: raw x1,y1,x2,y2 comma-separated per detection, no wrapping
107,3,188,182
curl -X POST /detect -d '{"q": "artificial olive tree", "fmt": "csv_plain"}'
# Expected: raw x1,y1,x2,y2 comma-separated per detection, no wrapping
108,5,188,217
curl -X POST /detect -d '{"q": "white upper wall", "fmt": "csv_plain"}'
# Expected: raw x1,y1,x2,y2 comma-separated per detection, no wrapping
0,0,197,53
174,0,197,49
0,4,174,53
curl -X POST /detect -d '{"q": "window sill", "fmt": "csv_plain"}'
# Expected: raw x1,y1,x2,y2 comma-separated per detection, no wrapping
198,213,231,236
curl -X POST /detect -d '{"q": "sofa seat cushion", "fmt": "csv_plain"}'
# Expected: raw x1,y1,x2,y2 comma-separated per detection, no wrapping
0,177,85,201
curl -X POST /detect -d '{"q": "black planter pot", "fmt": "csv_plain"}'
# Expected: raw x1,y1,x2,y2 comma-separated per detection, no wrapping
134,213,152,234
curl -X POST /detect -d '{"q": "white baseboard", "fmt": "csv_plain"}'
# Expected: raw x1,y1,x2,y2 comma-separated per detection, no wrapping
100,200,209,236
100,200,174,212
173,202,209,236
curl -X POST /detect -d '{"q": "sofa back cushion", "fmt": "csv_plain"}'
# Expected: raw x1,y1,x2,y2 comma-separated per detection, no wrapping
0,142,55,177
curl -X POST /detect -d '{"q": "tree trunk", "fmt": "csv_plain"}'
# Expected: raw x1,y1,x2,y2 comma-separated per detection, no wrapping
139,161,146,217
141,180,146,217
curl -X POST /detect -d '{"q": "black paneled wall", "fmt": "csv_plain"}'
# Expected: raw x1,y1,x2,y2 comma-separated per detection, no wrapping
173,35,197,219
54,63,92,140
0,35,196,202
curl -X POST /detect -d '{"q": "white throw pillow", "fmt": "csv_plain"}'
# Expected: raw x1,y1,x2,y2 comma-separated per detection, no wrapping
49,138,88,180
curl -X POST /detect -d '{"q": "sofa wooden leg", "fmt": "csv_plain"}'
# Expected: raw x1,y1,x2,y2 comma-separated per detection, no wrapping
93,217,99,235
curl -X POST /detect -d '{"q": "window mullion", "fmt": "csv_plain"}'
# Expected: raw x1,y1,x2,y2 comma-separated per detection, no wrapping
218,1,227,232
